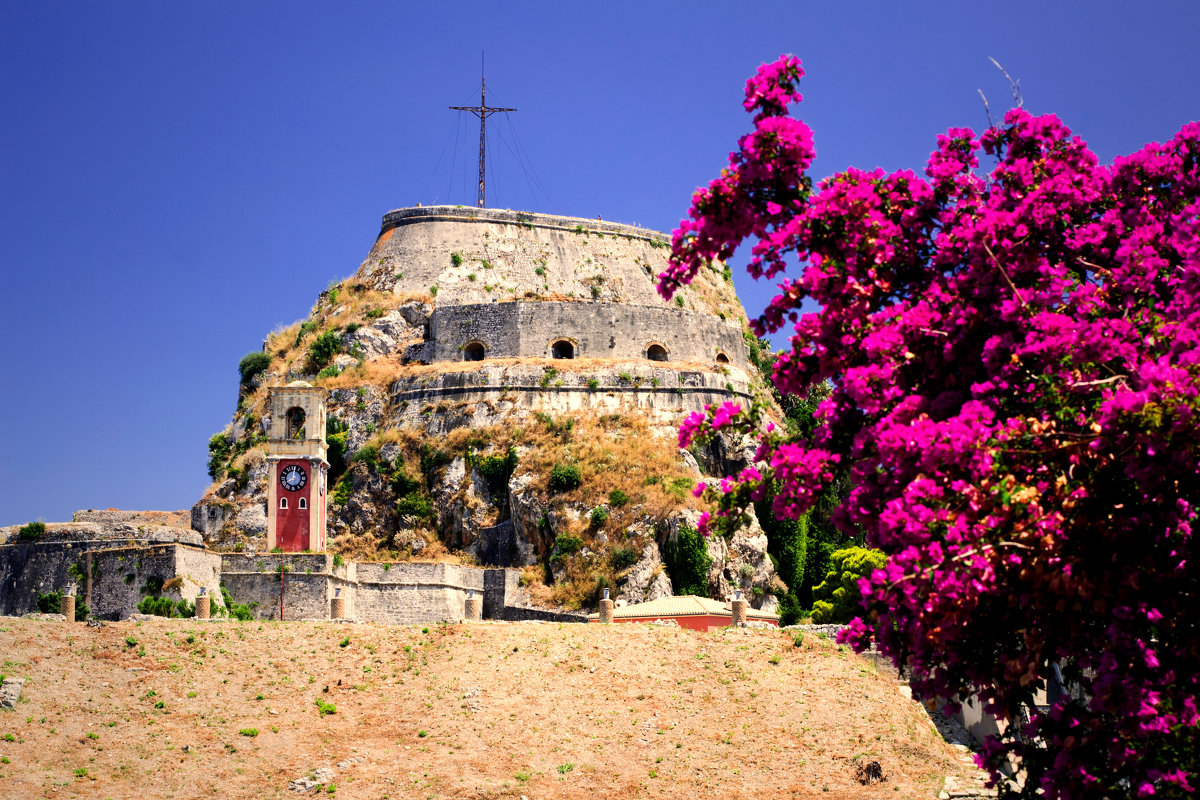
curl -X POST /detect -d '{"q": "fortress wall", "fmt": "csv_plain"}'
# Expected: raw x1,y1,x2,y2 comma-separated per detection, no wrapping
86,545,221,620
0,541,94,616
219,571,344,621
426,301,748,370
0,537,576,624
355,207,746,323
360,208,674,307
0,520,218,618
389,362,754,433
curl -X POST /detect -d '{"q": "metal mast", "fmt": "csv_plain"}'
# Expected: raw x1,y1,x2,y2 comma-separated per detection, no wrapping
449,54,515,208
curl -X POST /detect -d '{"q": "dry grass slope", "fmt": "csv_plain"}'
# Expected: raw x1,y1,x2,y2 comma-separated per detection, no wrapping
0,618,979,799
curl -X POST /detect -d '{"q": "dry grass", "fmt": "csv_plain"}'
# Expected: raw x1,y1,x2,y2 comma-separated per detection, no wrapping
0,617,977,799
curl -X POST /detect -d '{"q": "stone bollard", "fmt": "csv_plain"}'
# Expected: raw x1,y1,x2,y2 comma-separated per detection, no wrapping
196,588,211,620
60,592,75,622
464,589,482,621
599,588,614,624
731,590,748,627
330,587,346,620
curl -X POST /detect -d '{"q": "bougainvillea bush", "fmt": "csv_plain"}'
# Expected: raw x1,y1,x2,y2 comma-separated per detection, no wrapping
663,55,1199,798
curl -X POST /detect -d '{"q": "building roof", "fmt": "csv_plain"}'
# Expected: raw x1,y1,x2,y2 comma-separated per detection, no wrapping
587,595,779,622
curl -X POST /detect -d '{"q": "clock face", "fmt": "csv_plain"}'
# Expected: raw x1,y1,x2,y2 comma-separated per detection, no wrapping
280,464,307,492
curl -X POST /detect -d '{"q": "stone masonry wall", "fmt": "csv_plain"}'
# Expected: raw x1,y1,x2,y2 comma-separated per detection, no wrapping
421,301,748,370
389,362,753,435
355,207,749,326
1,535,583,624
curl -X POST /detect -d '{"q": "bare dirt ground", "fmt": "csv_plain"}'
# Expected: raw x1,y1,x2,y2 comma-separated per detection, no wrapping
0,617,982,799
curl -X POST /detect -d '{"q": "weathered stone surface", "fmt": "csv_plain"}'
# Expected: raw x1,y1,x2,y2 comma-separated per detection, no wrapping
617,540,673,604
506,473,545,567
361,207,747,329
235,504,268,537
0,676,25,709
72,509,190,528
191,501,233,536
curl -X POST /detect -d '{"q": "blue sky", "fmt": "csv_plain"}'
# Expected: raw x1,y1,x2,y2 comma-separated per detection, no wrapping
2,1,1198,525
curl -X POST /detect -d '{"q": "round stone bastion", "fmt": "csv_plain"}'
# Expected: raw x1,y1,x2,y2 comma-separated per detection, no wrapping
352,206,754,375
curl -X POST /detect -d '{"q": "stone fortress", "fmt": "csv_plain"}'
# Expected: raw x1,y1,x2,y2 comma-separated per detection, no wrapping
1,206,783,624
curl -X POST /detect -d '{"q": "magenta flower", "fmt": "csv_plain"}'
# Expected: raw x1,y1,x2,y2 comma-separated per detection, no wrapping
667,54,1200,799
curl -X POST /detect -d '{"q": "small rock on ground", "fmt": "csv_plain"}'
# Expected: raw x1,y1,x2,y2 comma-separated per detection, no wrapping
0,677,25,709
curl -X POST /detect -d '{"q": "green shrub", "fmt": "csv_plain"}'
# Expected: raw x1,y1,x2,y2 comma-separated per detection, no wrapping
589,506,609,527
551,534,584,563
756,492,809,626
666,476,695,502
548,463,582,493
663,522,711,596
17,521,45,541
450,252,463,267
239,728,258,737
295,319,319,345
364,308,384,319
237,352,272,386
207,433,231,480
608,488,630,508
316,365,342,379
610,546,639,571
353,443,380,471
331,476,353,507
326,418,349,482
305,331,343,373
420,443,453,475
332,554,344,568
137,596,195,618
219,585,257,621
315,699,337,717
470,446,518,489
34,590,88,620
810,546,888,624
389,461,421,496
396,493,433,521
586,377,600,390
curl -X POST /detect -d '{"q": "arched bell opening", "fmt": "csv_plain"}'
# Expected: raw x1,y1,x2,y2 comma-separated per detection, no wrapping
715,352,730,365
286,406,307,439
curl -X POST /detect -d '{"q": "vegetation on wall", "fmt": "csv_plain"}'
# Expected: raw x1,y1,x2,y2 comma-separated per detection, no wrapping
661,521,711,596
237,352,272,387
17,521,45,541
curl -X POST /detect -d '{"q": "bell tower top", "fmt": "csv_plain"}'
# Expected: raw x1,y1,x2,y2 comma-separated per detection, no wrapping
268,382,327,463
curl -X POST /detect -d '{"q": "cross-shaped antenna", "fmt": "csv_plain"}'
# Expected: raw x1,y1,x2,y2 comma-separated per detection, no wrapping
449,53,516,209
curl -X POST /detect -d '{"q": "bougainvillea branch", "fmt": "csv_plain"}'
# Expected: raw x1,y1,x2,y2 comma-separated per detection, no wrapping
664,55,1200,799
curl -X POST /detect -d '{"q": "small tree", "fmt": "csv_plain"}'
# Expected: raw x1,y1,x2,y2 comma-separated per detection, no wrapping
663,55,1200,798
810,547,886,624
237,352,272,386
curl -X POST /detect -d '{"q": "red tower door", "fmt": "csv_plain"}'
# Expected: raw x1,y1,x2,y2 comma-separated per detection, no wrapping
280,506,309,552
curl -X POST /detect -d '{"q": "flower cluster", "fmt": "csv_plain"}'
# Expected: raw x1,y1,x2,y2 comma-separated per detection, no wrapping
662,55,1200,799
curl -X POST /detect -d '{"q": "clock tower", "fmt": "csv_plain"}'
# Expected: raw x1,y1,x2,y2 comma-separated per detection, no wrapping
266,382,329,552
